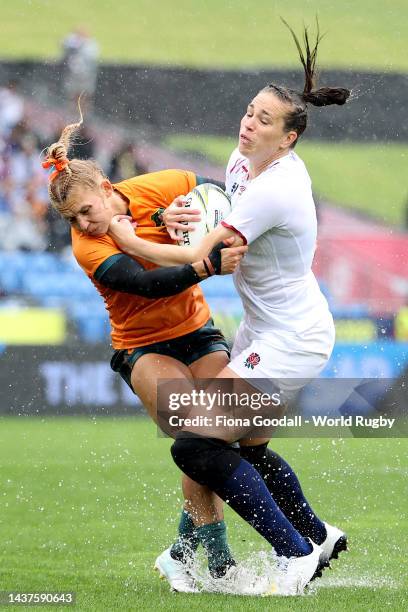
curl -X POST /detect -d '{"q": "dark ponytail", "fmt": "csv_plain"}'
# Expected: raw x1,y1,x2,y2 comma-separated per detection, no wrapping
281,17,350,108
302,87,350,107
260,19,350,145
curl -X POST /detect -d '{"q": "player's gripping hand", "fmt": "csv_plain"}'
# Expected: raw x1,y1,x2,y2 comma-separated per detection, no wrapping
209,238,248,275
162,196,201,240
107,215,138,250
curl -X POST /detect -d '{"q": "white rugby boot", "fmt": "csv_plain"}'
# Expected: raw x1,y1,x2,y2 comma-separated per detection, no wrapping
320,522,348,563
206,563,271,596
265,540,323,596
154,547,199,593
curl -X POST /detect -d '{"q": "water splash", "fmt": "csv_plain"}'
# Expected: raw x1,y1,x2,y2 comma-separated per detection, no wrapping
185,549,402,597
188,550,280,596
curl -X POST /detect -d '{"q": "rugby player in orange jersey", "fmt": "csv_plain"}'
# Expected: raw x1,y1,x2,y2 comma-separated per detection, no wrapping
41,118,247,592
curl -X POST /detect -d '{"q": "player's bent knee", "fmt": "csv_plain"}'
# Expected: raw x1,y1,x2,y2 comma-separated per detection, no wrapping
171,435,241,490
239,442,269,464
240,443,287,470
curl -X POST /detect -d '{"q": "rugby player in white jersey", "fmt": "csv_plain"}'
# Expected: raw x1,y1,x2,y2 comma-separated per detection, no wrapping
109,21,350,596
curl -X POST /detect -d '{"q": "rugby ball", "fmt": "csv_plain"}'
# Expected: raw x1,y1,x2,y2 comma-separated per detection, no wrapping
174,183,231,247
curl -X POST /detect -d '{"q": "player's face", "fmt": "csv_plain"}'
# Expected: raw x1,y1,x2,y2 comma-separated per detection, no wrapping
239,92,296,162
64,188,113,236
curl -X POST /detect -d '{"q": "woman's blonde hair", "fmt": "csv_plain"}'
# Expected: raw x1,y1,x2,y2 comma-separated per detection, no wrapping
42,108,105,215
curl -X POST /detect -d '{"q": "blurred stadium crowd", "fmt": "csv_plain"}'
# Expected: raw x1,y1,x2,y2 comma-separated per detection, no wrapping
0,80,49,251
0,80,148,252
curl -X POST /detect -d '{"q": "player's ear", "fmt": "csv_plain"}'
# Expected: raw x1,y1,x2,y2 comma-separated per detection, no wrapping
100,179,113,197
281,130,298,149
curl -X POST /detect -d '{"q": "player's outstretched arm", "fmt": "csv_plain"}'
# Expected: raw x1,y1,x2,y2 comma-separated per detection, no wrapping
107,215,245,267
94,242,245,297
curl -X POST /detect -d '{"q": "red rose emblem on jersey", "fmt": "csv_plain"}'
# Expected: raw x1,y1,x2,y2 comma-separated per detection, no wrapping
244,352,261,369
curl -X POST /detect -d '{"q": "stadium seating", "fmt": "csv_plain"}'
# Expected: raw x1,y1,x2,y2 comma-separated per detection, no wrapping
0,250,373,344
0,250,107,342
199,274,237,297
331,304,370,319
22,271,96,301
0,250,243,343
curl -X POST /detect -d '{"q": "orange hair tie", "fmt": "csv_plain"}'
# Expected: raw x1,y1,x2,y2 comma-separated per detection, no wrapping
42,157,69,182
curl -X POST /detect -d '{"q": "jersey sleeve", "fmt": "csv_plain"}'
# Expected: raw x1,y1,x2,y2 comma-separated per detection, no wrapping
221,178,289,245
94,253,202,298
71,229,122,277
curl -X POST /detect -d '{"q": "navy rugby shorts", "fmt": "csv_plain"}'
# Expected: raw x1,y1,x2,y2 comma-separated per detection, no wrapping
110,318,230,391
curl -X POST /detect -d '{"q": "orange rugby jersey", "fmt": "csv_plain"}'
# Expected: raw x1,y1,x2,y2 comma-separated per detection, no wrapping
72,169,210,349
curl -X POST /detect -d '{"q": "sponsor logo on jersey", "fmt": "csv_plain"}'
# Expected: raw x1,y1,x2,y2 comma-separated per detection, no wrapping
244,352,261,369
151,207,166,227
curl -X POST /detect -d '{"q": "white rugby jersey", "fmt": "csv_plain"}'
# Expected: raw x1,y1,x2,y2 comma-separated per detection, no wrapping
222,147,332,335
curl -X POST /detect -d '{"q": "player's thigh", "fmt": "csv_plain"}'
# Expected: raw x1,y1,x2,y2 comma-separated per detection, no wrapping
212,366,281,443
189,350,230,379
130,353,193,422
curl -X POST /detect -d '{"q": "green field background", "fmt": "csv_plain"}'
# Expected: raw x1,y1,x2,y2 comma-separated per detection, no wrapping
1,2,407,224
167,136,408,226
0,418,406,611
0,0,407,70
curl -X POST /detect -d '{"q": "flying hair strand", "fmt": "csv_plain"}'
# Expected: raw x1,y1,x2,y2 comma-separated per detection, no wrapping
280,16,324,95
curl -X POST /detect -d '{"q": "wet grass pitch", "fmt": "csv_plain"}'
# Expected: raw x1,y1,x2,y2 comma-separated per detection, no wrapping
0,417,406,610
